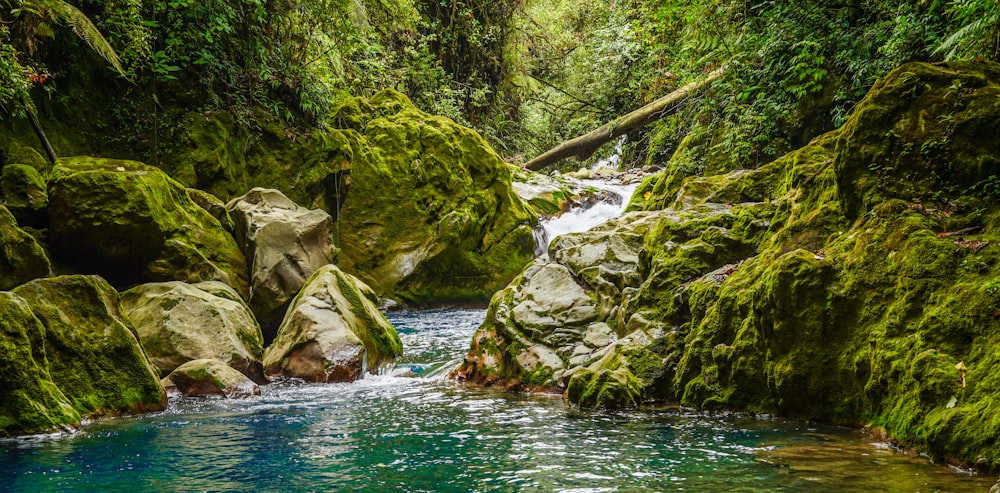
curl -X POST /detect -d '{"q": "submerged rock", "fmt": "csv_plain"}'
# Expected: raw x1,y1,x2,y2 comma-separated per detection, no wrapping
262,264,402,382
162,359,261,399
46,157,248,296
227,188,334,334
1,275,166,436
121,281,266,383
459,61,1000,470
0,205,51,290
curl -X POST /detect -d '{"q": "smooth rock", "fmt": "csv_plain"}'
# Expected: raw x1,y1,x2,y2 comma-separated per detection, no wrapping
162,359,261,399
227,188,334,333
263,265,402,382
121,281,266,383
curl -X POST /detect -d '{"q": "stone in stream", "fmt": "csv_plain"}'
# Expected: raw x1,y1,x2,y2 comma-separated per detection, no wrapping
226,188,335,336
263,264,402,383
46,157,249,297
1,275,166,436
1,163,48,229
162,359,261,399
120,281,266,384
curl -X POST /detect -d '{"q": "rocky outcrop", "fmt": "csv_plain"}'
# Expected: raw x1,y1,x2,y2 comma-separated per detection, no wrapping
1,275,166,436
226,188,334,333
162,359,261,399
0,205,51,290
458,61,1000,471
120,281,266,383
263,264,402,382
47,157,248,296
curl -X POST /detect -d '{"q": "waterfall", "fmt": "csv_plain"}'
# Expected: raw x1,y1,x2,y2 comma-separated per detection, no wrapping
532,137,639,256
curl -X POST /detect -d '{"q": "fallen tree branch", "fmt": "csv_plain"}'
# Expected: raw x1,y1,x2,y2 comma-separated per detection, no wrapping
523,65,727,171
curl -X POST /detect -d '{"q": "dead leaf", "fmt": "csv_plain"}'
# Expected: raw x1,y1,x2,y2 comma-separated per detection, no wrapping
953,239,988,253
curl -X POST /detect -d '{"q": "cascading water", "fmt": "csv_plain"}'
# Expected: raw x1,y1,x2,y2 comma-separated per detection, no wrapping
532,138,640,256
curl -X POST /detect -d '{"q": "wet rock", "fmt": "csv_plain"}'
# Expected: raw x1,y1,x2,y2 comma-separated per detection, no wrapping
262,265,402,382
162,359,261,399
227,188,334,333
47,157,248,296
121,281,266,383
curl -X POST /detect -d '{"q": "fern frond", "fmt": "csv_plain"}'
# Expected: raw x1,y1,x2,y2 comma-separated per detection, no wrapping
37,0,125,75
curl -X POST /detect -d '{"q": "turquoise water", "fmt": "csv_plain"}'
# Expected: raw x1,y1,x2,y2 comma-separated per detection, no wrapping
1,309,993,492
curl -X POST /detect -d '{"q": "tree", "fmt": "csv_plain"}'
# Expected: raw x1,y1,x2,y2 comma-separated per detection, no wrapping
0,0,125,163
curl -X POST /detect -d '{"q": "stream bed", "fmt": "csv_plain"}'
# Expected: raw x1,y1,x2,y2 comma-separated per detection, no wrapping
1,309,993,492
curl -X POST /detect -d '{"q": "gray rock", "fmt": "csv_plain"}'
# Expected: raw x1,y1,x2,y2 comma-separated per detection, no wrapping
227,188,335,334
121,281,266,383
162,359,261,399
262,265,402,383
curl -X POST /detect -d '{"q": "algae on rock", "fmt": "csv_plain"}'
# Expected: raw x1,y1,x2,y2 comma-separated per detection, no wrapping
0,205,51,290
1,275,166,436
47,157,249,296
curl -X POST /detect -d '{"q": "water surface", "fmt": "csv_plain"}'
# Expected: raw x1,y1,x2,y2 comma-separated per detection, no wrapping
2,309,992,492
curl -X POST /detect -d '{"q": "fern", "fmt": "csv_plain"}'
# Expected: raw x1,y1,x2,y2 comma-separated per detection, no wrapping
934,0,1000,60
27,0,125,75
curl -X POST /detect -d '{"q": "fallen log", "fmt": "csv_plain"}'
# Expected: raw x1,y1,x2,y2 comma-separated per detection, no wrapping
524,65,727,171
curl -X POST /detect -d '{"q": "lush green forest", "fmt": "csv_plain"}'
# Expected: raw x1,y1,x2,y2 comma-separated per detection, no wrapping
2,0,998,170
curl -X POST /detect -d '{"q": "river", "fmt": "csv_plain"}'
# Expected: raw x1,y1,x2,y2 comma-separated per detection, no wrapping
0,308,992,492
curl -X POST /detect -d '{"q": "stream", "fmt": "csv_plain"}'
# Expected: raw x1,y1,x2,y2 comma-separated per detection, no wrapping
0,308,992,492
1,165,995,492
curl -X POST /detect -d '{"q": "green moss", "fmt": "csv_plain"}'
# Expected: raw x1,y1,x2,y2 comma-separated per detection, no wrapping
0,205,51,290
47,157,248,296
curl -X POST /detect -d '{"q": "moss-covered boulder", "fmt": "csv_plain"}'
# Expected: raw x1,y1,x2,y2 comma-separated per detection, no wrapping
227,188,334,333
458,61,1000,471
162,359,261,399
262,264,402,382
1,163,48,228
327,91,537,305
0,291,80,436
46,157,248,295
1,275,166,436
121,281,266,383
0,205,51,290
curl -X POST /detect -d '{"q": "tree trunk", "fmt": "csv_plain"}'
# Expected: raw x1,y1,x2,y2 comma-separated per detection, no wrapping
524,66,727,171
24,101,57,165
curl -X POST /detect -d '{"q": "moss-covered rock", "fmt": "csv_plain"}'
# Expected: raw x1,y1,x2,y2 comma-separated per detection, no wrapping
262,264,402,382
167,91,536,306
6,276,166,433
227,188,334,334
0,205,51,290
458,61,1000,470
0,291,80,436
121,281,266,383
1,163,48,228
47,157,248,296
162,359,261,399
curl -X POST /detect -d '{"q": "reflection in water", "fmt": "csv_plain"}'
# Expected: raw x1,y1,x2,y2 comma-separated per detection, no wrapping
1,309,993,492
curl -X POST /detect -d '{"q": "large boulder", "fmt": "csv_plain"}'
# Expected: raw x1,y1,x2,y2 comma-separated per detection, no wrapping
458,61,1000,471
120,281,266,383
226,188,334,334
327,91,537,305
162,359,261,399
263,264,402,382
1,275,166,436
0,291,80,436
0,205,51,290
46,157,248,296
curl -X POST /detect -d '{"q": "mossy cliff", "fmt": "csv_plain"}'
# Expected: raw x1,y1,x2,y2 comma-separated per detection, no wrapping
457,61,1000,470
151,90,537,305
